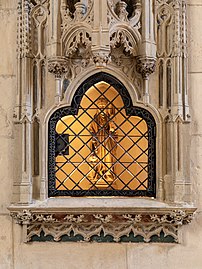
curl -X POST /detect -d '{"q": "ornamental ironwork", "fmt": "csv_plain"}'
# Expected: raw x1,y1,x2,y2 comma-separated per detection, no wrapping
48,73,156,197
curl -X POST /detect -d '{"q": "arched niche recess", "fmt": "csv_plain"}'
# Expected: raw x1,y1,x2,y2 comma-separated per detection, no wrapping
9,0,196,243
48,73,156,197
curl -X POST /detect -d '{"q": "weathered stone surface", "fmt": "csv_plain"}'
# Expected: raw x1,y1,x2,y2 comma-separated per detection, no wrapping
0,80,15,214
188,0,202,5
127,214,202,269
190,73,202,208
0,215,13,269
0,138,14,213
0,6,17,76
188,4,202,72
0,105,13,138
14,241,126,269
0,0,17,9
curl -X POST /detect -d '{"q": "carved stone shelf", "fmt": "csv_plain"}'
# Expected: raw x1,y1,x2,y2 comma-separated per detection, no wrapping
9,198,196,243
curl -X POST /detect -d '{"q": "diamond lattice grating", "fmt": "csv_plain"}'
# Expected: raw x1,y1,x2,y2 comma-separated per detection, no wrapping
48,75,156,197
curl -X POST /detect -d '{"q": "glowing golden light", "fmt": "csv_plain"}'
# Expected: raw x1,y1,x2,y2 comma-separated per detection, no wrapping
55,82,148,191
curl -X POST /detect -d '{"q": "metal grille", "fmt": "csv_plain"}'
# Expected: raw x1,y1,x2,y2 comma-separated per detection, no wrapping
48,73,156,197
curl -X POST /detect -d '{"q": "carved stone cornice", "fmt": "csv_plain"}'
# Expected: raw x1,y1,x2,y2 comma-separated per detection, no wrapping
136,57,156,80
48,57,68,78
10,208,195,243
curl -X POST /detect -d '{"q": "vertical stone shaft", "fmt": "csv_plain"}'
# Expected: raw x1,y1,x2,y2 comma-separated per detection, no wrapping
15,0,23,121
172,2,183,118
48,0,61,57
182,0,190,121
91,0,110,56
139,0,156,57
20,0,33,204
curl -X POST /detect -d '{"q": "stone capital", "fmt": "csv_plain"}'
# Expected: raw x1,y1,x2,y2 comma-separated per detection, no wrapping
48,57,68,78
136,57,156,80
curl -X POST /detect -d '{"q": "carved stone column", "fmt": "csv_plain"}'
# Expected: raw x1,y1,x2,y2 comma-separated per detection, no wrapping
136,57,156,103
48,0,61,57
136,0,156,103
182,0,190,122
15,0,34,204
48,57,68,103
139,0,156,56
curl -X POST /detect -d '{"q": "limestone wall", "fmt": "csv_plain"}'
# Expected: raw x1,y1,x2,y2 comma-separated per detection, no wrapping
0,0,202,268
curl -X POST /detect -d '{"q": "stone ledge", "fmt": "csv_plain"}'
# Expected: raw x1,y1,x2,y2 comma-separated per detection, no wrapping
8,200,196,243
8,197,197,212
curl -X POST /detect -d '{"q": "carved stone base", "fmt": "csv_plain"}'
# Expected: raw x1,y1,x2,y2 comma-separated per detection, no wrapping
10,208,195,243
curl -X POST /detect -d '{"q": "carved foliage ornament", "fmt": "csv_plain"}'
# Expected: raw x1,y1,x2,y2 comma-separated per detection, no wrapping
10,210,194,243
48,58,68,78
136,57,156,80
110,29,138,56
64,30,92,57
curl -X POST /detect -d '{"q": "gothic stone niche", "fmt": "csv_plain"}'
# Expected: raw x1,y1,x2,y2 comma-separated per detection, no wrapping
9,0,196,243
9,70,196,243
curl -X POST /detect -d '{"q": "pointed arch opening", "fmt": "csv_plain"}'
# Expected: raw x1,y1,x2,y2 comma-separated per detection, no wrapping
48,73,156,197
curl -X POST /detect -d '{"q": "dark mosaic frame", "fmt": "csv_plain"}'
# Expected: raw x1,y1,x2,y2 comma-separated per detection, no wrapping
48,72,156,197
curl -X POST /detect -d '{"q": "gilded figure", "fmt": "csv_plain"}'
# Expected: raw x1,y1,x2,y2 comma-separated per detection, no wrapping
88,96,118,189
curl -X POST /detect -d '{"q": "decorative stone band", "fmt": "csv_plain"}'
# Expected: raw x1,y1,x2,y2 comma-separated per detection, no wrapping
10,209,195,243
